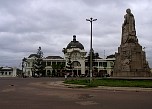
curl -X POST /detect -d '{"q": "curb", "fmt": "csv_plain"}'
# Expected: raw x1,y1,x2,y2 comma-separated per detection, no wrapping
48,81,152,92
97,86,152,92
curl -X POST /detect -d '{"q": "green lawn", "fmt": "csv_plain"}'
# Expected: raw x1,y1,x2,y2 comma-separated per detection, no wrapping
64,78,152,88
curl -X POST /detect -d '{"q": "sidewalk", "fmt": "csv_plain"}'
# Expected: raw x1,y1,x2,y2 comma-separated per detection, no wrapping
48,81,152,92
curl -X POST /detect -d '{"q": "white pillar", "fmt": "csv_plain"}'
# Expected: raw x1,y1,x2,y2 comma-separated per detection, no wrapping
80,60,85,75
13,67,17,77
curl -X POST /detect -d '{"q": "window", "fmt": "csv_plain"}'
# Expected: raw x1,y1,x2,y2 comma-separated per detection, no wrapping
62,62,66,66
103,62,107,67
99,62,103,66
28,71,30,75
28,62,31,67
94,62,98,67
42,62,46,66
47,62,51,66
73,61,81,67
9,72,11,75
52,62,56,65
85,62,88,66
1,72,4,75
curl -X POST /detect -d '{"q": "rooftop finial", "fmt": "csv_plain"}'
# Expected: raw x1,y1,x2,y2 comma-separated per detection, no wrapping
73,35,76,42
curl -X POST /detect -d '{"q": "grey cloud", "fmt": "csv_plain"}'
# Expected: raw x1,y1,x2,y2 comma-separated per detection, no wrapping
0,0,151,68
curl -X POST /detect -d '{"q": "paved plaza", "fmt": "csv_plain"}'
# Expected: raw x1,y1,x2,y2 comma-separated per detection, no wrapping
0,77,152,109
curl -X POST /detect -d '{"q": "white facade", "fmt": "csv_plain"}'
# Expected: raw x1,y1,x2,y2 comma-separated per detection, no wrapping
23,55,39,77
23,35,115,77
0,67,18,77
44,57,66,76
64,48,87,75
90,58,115,76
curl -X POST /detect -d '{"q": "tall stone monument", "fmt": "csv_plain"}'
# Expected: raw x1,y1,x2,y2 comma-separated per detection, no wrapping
113,9,151,77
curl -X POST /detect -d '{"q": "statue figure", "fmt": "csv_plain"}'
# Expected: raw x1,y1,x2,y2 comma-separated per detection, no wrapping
122,8,136,35
122,9,137,44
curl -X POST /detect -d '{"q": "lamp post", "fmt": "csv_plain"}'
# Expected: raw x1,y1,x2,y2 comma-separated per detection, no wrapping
86,17,97,81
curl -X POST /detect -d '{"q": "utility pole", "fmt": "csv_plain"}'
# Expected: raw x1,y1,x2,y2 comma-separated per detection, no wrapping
86,17,97,81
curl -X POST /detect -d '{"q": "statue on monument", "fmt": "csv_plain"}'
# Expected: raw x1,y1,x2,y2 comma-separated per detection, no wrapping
122,8,136,35
122,9,137,44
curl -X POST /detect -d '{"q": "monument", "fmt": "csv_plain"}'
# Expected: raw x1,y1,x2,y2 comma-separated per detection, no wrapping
113,9,151,77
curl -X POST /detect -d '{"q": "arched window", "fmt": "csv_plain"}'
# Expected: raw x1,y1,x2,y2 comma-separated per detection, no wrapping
72,61,81,67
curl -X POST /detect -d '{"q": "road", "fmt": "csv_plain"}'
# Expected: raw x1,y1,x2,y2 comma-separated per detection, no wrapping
0,77,152,109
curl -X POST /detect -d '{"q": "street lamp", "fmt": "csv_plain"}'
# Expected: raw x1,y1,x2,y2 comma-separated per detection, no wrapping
86,17,97,81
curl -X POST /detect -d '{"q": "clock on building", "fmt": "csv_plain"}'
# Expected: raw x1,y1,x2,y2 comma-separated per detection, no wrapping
70,51,81,60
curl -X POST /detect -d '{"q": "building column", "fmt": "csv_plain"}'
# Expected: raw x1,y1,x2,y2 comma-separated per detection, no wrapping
80,60,85,75
13,67,17,77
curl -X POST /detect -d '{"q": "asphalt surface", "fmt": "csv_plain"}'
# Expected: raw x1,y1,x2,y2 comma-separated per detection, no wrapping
0,77,152,109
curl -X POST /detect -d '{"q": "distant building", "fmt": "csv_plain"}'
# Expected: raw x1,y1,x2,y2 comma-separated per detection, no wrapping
23,35,115,77
24,55,66,77
0,67,21,77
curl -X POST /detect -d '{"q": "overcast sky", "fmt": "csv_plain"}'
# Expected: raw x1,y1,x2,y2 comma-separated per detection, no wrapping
0,0,152,68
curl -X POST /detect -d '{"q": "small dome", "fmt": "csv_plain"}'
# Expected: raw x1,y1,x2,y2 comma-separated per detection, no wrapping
66,35,84,50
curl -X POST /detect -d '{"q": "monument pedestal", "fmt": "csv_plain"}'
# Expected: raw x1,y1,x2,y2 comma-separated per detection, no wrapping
114,43,151,77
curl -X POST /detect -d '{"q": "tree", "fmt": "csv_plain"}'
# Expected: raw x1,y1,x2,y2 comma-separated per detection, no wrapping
87,50,96,67
32,47,45,77
22,57,27,77
87,50,100,76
